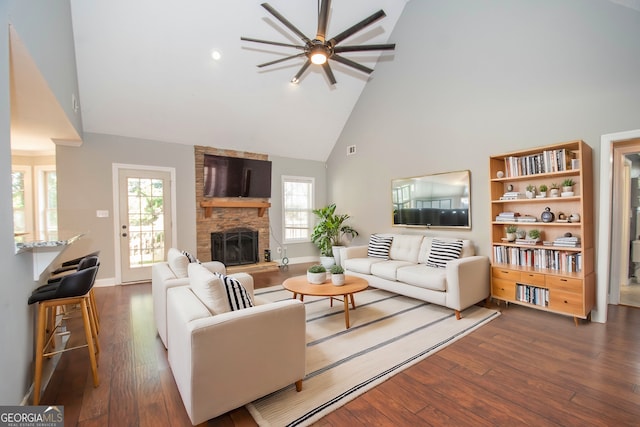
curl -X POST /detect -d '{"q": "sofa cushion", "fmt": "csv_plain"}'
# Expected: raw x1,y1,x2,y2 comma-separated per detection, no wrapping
343,257,385,275
367,235,393,259
213,272,254,311
396,265,448,291
370,260,415,281
426,239,463,268
388,234,424,263
168,248,190,278
188,263,229,314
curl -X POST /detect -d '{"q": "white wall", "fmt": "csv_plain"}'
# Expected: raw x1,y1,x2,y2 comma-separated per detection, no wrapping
327,0,640,322
1,0,80,405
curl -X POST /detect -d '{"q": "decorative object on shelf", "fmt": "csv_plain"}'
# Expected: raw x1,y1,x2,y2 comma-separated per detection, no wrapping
569,213,581,223
528,229,541,241
497,170,505,178
329,264,345,286
505,225,517,242
549,183,560,197
311,203,358,268
516,229,526,239
506,184,514,192
541,207,555,223
525,184,536,199
307,264,327,284
538,184,548,198
561,178,575,193
240,0,396,85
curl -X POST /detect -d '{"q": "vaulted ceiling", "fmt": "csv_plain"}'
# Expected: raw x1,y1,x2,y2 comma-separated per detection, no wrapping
68,0,408,161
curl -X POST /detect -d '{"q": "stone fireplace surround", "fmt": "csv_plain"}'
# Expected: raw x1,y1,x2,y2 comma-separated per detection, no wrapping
195,146,270,265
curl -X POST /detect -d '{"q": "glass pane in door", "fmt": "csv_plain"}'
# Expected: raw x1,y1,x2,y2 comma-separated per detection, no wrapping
127,177,166,269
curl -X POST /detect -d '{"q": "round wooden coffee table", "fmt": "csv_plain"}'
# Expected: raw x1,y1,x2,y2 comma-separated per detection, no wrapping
282,275,369,329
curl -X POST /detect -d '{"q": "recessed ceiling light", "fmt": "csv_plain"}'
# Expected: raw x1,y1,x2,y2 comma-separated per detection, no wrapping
211,50,222,61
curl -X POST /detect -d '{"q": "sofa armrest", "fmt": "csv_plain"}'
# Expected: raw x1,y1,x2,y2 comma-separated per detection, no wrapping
152,262,190,348
445,255,491,312
167,287,306,424
340,245,368,265
228,272,255,299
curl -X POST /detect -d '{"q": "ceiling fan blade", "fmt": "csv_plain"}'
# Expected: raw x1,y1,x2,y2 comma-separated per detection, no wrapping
316,0,331,41
331,54,374,74
291,59,312,84
241,37,305,50
261,3,312,45
257,53,307,68
333,43,396,53
328,9,386,46
322,62,337,85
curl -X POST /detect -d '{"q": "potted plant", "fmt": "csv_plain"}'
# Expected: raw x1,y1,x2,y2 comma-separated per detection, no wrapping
525,184,536,199
561,178,575,194
505,224,517,242
311,203,359,268
528,229,541,242
549,183,560,197
307,264,327,284
538,184,548,197
329,264,345,286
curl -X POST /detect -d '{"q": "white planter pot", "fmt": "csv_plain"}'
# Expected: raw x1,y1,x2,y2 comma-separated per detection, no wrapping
320,256,335,269
307,271,327,284
332,273,345,286
332,246,345,267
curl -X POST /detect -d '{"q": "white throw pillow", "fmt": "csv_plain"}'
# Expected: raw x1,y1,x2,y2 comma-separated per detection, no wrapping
367,235,393,259
188,263,230,315
426,239,463,268
168,248,189,278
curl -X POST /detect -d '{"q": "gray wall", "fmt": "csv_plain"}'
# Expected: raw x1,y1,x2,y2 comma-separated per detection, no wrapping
57,136,329,280
326,0,640,321
269,155,327,262
1,0,80,405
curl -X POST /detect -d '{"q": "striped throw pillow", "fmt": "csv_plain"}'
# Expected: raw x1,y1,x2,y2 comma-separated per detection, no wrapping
213,273,254,311
367,235,393,259
426,239,463,268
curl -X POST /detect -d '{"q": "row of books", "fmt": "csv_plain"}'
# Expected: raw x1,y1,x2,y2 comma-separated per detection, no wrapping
495,213,537,222
516,284,549,307
503,149,576,177
493,246,582,272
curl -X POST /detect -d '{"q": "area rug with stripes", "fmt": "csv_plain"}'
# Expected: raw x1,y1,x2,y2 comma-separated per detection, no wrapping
245,285,500,426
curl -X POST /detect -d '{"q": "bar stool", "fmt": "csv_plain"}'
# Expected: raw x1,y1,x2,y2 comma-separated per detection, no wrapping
39,256,101,334
28,265,100,405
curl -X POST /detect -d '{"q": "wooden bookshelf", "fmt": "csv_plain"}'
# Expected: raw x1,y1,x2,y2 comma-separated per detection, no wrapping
489,140,595,325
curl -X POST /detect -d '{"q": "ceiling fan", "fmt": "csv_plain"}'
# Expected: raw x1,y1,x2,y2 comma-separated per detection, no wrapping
240,0,396,85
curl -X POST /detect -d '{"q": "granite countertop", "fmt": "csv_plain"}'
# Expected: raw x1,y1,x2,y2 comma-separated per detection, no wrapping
15,233,84,254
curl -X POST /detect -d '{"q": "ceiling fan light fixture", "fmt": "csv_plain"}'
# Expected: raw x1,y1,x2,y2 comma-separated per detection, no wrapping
310,52,327,65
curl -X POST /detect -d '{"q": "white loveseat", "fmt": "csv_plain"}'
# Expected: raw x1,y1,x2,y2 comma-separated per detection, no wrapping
151,248,253,348
167,263,306,425
341,234,490,319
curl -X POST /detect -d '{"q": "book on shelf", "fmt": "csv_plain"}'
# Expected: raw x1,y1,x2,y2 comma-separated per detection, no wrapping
516,215,537,222
500,192,526,200
515,238,540,245
503,149,576,177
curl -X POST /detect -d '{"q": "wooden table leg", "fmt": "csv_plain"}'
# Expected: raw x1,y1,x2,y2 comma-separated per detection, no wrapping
343,294,350,329
349,293,357,309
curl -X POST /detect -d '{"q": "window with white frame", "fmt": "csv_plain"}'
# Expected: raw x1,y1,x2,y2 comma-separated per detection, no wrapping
282,176,314,243
12,165,33,237
35,165,58,241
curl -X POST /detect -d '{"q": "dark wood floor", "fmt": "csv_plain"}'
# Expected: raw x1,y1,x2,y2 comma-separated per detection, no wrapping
39,263,640,426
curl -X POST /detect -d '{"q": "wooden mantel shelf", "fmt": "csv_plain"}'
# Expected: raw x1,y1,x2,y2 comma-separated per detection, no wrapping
200,200,271,218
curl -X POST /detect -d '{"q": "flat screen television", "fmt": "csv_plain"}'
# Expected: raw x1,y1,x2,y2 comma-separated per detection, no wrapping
203,154,272,198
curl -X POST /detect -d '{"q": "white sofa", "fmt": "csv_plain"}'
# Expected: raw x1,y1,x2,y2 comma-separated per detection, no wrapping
167,263,306,425
151,248,253,348
341,234,490,319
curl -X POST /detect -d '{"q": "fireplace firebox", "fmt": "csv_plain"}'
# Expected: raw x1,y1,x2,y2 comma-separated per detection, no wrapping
211,228,258,266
